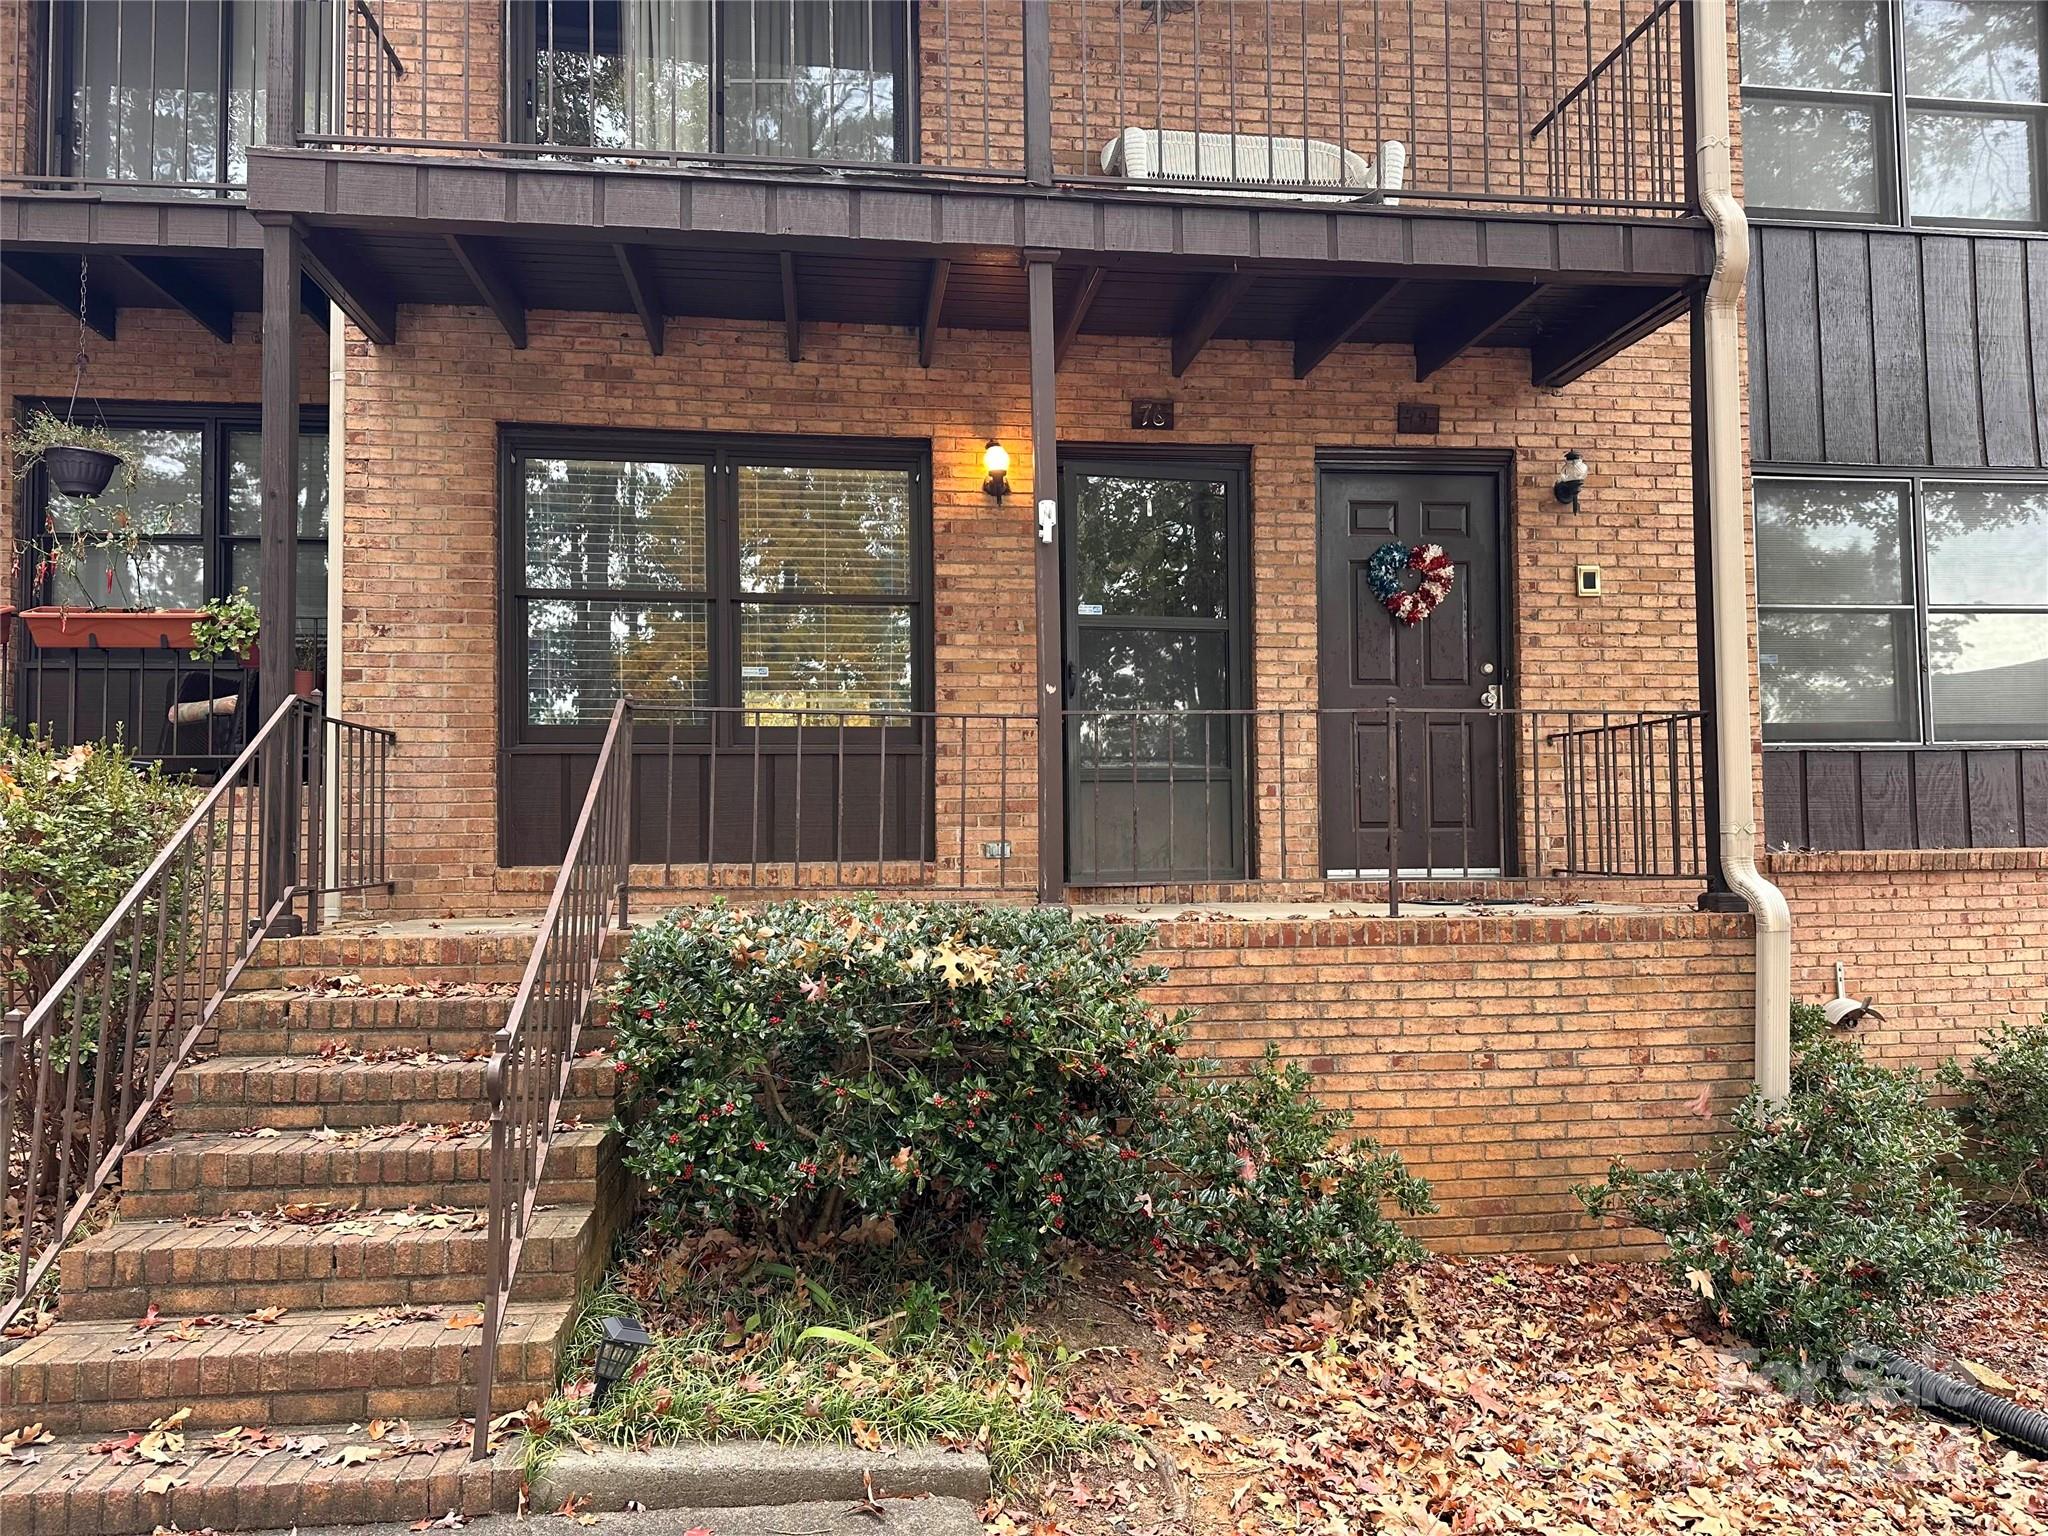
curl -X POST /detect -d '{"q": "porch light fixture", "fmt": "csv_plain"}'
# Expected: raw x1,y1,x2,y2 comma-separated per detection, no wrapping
591,1315,654,1405
982,440,1011,502
1553,450,1588,507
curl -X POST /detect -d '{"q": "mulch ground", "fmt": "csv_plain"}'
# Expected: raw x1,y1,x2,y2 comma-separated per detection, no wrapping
993,1240,2048,1536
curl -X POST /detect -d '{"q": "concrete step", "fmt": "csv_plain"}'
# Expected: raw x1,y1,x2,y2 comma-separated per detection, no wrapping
237,928,625,992
0,1299,571,1434
57,1204,602,1319
0,1422,520,1536
118,1125,615,1219
175,1053,617,1132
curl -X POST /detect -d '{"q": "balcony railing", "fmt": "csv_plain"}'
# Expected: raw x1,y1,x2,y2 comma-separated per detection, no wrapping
266,0,1691,215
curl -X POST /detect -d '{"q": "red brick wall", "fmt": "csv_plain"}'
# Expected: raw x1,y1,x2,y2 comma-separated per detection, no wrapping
1152,909,1758,1260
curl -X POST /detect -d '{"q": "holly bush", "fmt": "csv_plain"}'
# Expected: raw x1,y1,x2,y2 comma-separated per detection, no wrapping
1,729,195,1012
610,899,1433,1283
1578,1006,2002,1380
1942,1019,2048,1219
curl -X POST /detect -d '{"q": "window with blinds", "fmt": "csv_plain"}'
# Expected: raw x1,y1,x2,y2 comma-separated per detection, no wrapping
506,434,926,737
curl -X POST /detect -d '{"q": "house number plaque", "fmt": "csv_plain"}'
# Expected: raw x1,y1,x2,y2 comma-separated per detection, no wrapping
1130,399,1176,429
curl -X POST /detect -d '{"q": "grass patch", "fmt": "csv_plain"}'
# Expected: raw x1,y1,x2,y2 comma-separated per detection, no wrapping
522,1242,1117,1490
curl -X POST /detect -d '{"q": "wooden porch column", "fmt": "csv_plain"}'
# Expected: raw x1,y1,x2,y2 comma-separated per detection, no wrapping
1022,1,1052,186
258,216,303,919
1028,254,1064,903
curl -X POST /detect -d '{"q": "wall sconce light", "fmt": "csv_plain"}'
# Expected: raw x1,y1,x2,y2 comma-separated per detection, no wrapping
1553,450,1588,507
982,440,1011,502
591,1315,654,1405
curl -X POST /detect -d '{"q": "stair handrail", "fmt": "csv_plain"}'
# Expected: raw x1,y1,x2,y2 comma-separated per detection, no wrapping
473,698,633,1456
1,696,395,1333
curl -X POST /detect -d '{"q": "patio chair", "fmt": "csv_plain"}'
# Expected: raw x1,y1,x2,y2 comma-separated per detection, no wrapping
1101,127,1406,204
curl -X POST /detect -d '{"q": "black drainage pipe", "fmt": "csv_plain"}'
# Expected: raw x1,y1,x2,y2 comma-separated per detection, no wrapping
1873,1350,2048,1457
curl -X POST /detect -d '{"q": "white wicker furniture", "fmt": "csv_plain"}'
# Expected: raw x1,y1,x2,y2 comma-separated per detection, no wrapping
1101,128,1406,203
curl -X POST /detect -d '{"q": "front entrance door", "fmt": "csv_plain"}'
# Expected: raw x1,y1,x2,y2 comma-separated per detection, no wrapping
1061,456,1250,884
1317,466,1505,876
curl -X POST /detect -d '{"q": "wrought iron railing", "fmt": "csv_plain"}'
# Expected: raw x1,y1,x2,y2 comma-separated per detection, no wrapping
473,696,633,1456
288,0,1693,215
0,696,395,1333
12,636,264,779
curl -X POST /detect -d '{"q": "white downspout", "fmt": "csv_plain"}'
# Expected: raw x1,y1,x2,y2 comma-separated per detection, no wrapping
1690,0,1793,1097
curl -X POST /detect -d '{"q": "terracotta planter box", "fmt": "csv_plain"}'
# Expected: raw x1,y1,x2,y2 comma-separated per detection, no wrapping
19,607,203,651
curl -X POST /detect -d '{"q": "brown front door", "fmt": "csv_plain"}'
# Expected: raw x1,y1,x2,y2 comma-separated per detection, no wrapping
1318,466,1505,876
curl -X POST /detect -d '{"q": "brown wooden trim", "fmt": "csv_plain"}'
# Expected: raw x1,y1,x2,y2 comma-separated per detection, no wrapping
3,251,114,338
110,254,235,344
1293,277,1404,379
1053,266,1104,372
1532,283,1695,388
1028,256,1062,901
917,257,950,369
1764,744,2048,851
611,243,664,355
779,251,801,363
1171,271,1256,378
297,225,396,345
1414,283,1549,382
445,234,527,348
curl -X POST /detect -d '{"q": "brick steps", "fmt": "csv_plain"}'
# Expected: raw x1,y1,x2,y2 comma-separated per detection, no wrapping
175,1053,617,1131
211,989,521,1055
0,1301,570,1433
0,1424,519,1536
57,1205,601,1320
117,1126,615,1219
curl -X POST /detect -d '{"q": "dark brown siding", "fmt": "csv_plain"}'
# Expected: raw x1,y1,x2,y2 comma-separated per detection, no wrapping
1749,224,2048,470
1764,748,2048,852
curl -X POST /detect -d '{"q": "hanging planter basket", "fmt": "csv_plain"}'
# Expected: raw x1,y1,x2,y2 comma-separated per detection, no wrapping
42,444,123,498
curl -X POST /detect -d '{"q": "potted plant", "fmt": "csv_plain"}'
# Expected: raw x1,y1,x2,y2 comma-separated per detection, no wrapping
7,407,134,499
292,633,325,699
190,591,261,667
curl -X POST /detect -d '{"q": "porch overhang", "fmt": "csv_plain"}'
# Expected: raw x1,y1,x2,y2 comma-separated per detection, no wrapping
244,151,1710,385
0,193,332,335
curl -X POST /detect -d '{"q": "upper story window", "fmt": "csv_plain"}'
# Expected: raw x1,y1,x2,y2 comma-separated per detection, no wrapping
1755,474,2048,744
516,0,908,164
50,0,328,192
1738,0,2048,226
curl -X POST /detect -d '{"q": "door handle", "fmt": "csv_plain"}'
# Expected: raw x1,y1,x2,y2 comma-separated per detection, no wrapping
1063,661,1078,700
1480,684,1502,711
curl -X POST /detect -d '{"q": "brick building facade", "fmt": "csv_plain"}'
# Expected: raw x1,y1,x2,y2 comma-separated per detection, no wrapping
3,0,2042,1262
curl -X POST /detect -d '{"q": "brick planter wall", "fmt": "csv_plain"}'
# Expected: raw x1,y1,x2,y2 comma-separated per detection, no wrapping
1147,909,1758,1260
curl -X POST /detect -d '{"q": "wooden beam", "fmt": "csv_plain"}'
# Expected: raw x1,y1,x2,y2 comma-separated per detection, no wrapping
1028,256,1063,901
112,255,234,344
258,218,302,917
445,234,526,348
1292,277,1404,379
1414,282,1548,382
300,274,331,331
917,257,951,369
1531,283,1693,389
612,242,665,356
1053,266,1105,372
298,227,396,346
2,253,114,339
1171,270,1255,377
779,252,802,363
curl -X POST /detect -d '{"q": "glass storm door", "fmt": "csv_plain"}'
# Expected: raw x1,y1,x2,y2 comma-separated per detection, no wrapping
1061,457,1249,884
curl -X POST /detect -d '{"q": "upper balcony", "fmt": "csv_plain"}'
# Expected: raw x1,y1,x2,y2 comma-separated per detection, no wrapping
5,0,1692,213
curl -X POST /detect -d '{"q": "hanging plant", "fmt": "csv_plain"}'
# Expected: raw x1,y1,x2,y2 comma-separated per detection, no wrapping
8,408,135,498
189,590,261,664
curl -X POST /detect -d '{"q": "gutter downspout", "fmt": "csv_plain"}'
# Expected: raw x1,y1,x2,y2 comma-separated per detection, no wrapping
322,303,344,927
1689,0,1793,1098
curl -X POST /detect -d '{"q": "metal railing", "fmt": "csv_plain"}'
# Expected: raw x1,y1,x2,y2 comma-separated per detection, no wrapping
0,696,395,1334
584,705,1039,892
1063,704,1705,901
12,637,264,780
473,696,633,1457
1528,0,1689,213
287,1,1693,215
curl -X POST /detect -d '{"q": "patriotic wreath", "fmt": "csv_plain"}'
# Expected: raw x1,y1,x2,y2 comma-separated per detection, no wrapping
1365,541,1456,626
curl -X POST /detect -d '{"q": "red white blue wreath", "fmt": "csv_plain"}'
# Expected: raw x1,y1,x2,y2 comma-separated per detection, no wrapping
1365,541,1455,626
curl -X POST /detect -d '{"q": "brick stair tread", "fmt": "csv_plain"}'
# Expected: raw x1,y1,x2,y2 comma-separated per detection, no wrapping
0,1423,521,1536
58,1205,597,1318
209,989,614,1056
175,1053,616,1129
0,1301,571,1433
118,1125,613,1218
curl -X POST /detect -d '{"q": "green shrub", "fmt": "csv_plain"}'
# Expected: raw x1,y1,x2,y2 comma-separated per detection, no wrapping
1,729,196,1012
610,899,1432,1284
1942,1019,2048,1217
1578,1005,2002,1380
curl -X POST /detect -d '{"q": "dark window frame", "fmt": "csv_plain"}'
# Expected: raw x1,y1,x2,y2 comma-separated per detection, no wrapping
1739,0,2048,230
499,425,934,752
509,0,920,166
1755,465,2048,747
14,398,329,631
